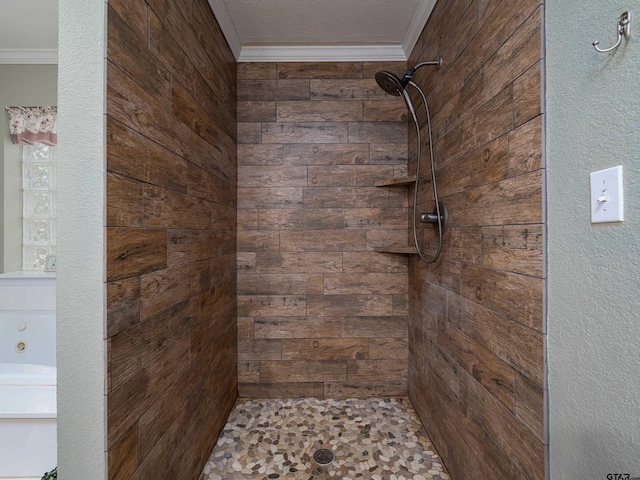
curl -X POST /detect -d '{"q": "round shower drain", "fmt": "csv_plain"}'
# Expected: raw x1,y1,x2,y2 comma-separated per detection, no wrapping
313,448,334,466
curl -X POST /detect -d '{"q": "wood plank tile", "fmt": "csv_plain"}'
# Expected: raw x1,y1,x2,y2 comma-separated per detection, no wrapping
262,122,349,144
237,295,307,317
435,134,509,197
325,380,407,397
344,208,409,230
346,360,408,381
443,170,543,227
107,62,234,183
237,123,262,144
238,144,284,166
107,172,144,227
369,143,408,164
237,231,280,252
303,187,389,209
238,273,324,295
238,338,282,361
107,5,172,106
310,79,390,101
466,378,545,479
279,230,367,252
238,187,303,209
342,252,408,273
283,144,369,165
106,228,167,282
238,79,310,101
238,62,276,79
238,101,276,123
307,165,394,187
260,360,347,383
237,209,259,230
447,293,544,383
256,252,343,273
107,118,188,193
258,209,345,231
348,122,407,144
341,316,408,338
107,335,191,448
514,61,542,127
515,370,544,441
282,339,368,360
277,101,362,123
307,295,393,317
362,101,407,122
362,62,407,79
110,300,193,389
107,277,141,338
167,229,235,267
253,317,342,339
144,184,235,231
368,338,408,360
509,115,543,176
460,264,543,331
239,382,324,398
139,260,211,319
238,166,307,187
237,252,257,273
324,273,407,295
238,360,261,383
482,225,544,277
277,62,363,79
438,319,515,409
186,163,235,207
436,87,513,163
108,424,138,480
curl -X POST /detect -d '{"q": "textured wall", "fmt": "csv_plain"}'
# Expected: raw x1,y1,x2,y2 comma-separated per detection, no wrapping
0,65,57,273
547,1,640,479
105,0,237,478
237,61,411,398
407,0,545,478
57,0,107,478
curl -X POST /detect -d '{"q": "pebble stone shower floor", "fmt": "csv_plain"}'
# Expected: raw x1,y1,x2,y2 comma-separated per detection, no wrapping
201,397,450,480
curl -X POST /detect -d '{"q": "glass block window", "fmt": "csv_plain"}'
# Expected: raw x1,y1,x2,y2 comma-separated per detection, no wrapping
22,144,56,270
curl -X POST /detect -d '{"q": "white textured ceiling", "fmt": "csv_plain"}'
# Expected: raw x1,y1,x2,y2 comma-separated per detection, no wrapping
223,0,420,45
0,0,58,63
0,0,434,64
211,0,436,61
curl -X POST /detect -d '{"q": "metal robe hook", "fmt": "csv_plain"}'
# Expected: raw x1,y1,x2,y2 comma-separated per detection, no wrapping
593,11,631,53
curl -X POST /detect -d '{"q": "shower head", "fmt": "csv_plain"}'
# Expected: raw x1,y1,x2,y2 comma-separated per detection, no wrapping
374,58,442,96
374,71,407,96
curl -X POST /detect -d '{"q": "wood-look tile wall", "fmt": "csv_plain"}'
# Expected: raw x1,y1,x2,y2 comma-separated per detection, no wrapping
237,62,411,398
105,1,237,479
407,1,545,479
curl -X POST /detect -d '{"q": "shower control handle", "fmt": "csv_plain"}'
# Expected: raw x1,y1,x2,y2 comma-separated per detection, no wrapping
419,202,448,232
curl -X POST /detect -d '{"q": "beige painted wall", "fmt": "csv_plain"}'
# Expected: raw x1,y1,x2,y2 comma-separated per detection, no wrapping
0,64,57,273
547,2,640,478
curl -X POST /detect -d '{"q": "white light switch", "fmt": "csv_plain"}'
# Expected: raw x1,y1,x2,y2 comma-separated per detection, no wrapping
590,166,624,223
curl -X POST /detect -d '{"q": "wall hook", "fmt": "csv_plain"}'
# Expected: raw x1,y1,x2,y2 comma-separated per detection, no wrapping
593,11,631,53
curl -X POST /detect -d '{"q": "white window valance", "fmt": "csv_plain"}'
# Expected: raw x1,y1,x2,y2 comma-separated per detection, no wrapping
6,106,57,146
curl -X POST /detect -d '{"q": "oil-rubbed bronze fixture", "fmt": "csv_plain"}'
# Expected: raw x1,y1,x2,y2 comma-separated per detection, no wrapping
593,11,631,53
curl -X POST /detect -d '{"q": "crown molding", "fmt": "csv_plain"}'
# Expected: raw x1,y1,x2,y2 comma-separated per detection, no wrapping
238,45,407,62
402,0,437,58
207,0,242,60
0,49,58,64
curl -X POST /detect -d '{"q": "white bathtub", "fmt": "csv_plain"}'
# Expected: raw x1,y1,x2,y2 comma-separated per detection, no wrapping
0,363,57,479
0,273,57,478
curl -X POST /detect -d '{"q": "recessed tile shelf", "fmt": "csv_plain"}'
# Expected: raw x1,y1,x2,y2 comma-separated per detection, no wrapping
374,176,418,254
374,175,416,187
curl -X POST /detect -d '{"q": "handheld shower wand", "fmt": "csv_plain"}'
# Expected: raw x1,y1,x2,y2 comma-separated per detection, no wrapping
374,59,447,264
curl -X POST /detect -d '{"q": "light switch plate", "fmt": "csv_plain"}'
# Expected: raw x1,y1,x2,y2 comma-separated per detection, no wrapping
590,166,624,223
